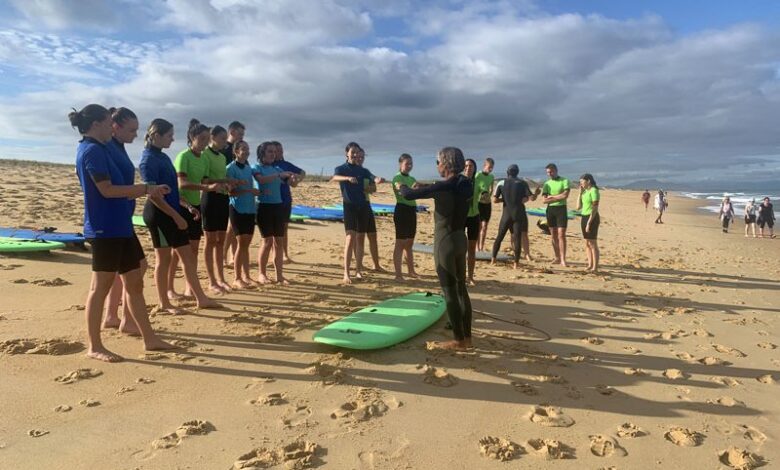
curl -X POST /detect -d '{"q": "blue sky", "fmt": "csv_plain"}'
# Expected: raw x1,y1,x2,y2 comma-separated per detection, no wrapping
0,0,779,188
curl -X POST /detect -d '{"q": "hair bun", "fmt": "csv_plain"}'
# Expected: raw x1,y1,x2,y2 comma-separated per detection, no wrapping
189,118,200,128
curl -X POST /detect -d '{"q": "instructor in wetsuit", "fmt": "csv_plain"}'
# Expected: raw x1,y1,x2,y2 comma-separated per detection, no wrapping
399,147,474,350
491,164,534,268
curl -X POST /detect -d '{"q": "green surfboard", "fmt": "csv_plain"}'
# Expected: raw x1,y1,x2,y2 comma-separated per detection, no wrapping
0,237,66,253
313,292,446,350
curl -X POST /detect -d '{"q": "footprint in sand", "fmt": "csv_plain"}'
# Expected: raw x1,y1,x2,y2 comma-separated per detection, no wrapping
693,329,712,337
624,368,648,376
136,378,155,385
581,336,604,345
28,429,49,438
664,427,704,447
525,438,574,460
595,384,617,396
151,420,215,450
54,368,102,384
623,346,641,355
757,342,777,350
663,369,688,380
251,393,288,406
589,435,627,457
707,396,746,407
31,278,71,287
712,344,747,358
699,356,729,366
0,338,84,355
644,332,662,340
676,352,696,362
232,441,320,470
741,425,767,443
305,362,347,386
53,405,72,413
478,436,520,461
616,422,645,438
79,399,101,407
718,447,767,469
533,374,567,384
330,388,401,424
756,374,774,384
710,376,742,387
528,405,575,427
420,365,458,387
511,381,539,396
281,404,315,429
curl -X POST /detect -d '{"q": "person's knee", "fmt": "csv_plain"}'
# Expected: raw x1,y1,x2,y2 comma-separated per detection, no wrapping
120,270,144,294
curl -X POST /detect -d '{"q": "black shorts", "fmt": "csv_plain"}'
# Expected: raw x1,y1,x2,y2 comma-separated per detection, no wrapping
465,215,480,241
758,217,774,229
745,215,756,224
180,205,203,240
201,192,229,232
343,202,371,233
282,201,293,224
581,213,600,240
478,203,492,223
547,205,569,228
143,202,190,249
256,203,285,238
88,235,145,274
393,203,417,239
229,206,255,236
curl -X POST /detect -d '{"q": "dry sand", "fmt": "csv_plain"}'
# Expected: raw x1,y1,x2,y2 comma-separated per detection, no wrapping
0,159,778,469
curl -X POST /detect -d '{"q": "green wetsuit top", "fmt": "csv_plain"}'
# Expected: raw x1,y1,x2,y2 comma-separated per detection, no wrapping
467,178,480,217
580,187,600,216
543,176,569,207
203,146,228,194
392,173,417,207
175,148,210,206
474,171,495,204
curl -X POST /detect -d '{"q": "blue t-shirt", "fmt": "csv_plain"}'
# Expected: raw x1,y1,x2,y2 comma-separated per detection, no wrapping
75,137,134,239
139,146,180,211
226,161,256,214
334,162,371,206
106,138,136,216
252,163,283,204
275,160,303,204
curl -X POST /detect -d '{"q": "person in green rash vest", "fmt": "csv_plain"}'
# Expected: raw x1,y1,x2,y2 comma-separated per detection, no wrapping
576,173,601,272
391,153,420,281
169,119,225,299
463,159,480,285
474,157,495,251
541,163,570,267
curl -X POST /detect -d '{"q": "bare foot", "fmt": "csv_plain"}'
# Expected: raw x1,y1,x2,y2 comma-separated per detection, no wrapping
463,337,474,348
167,290,183,301
467,278,476,287
144,337,179,351
284,257,295,264
159,304,184,315
428,340,469,351
552,258,561,265
408,272,420,279
208,284,225,295
102,316,120,329
490,258,497,265
560,261,568,267
372,266,386,272
218,282,232,292
524,255,533,262
355,271,364,279
276,278,290,286
232,279,250,289
257,275,271,284
87,347,123,363
512,262,519,269
197,298,222,309
119,319,141,337
342,274,352,285
394,275,405,281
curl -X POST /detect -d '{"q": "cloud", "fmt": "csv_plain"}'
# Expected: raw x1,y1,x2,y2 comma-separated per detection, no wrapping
7,0,119,31
0,1,778,187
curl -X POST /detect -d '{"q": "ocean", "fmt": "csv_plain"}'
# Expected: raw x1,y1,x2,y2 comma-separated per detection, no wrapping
681,192,779,218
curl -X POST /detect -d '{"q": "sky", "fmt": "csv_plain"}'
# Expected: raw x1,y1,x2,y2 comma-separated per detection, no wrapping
0,0,779,188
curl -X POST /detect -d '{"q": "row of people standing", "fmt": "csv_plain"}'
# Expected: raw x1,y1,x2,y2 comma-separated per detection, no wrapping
722,197,776,238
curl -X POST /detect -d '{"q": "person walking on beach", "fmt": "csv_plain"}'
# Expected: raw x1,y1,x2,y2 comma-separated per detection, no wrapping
103,107,142,336
744,198,757,238
718,196,735,234
654,190,666,224
757,197,776,238
332,142,374,283
475,158,495,251
463,159,480,285
391,154,419,281
541,163,570,266
70,104,176,362
253,142,295,285
399,147,473,350
225,140,258,288
642,189,651,211
140,119,220,313
491,164,532,268
577,174,601,272
273,141,306,263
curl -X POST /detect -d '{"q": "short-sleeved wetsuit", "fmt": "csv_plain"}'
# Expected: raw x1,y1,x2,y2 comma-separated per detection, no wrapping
334,162,373,233
276,159,304,224
543,176,570,228
200,146,230,232
253,163,286,238
226,160,256,236
174,148,209,240
474,171,494,222
139,146,189,249
392,172,417,240
580,186,600,240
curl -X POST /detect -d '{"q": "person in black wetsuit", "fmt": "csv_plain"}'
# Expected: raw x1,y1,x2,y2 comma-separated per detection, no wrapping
399,147,474,350
491,164,533,268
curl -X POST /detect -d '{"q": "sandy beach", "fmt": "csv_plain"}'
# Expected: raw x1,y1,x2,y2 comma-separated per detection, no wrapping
0,159,778,469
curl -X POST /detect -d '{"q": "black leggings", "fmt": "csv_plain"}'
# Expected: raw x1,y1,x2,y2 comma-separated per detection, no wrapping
492,212,523,262
434,231,472,341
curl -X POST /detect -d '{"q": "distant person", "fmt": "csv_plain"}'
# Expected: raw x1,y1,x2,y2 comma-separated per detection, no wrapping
273,141,306,263
391,154,419,281
744,198,757,238
331,142,373,284
491,164,532,269
475,158,495,251
463,159,480,285
70,104,176,362
541,163,570,266
576,173,601,272
222,121,246,265
641,189,651,211
653,189,666,224
757,197,776,238
398,147,473,350
718,196,735,234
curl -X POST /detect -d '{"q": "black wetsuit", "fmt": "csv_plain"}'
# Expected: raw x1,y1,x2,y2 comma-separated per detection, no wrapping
400,175,474,341
491,177,531,263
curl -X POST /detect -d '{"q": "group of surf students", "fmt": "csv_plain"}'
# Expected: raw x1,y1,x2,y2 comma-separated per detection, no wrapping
70,102,602,360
